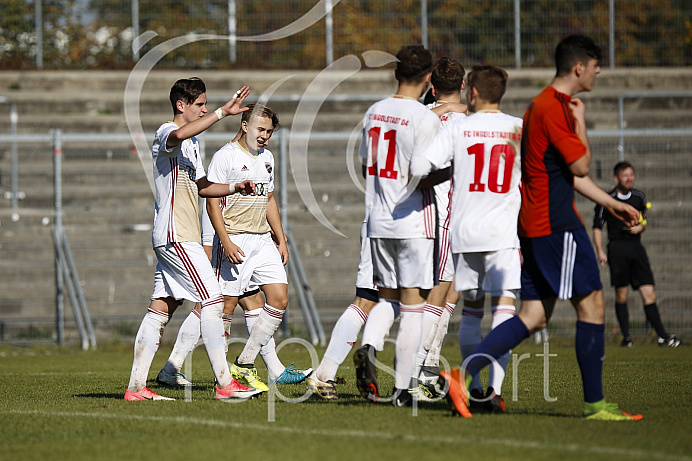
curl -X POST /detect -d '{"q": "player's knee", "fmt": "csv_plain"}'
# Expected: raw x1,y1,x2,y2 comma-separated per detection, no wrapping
268,295,288,310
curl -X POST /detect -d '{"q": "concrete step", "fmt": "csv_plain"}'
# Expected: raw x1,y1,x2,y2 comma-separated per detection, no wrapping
3,69,691,134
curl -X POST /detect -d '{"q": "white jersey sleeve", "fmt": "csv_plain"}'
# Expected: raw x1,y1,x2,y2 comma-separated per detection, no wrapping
201,199,215,246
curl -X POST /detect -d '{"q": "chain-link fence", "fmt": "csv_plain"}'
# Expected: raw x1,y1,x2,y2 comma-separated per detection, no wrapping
1,0,691,70
1,126,690,345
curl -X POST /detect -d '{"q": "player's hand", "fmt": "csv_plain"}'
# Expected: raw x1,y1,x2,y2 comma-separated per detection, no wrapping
221,86,251,116
270,230,288,247
608,201,639,227
277,241,289,266
440,102,468,116
224,241,246,264
569,97,586,124
234,180,256,195
627,224,644,235
597,250,607,266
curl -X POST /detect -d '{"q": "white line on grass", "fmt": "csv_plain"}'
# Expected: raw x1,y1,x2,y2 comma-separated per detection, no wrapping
5,409,689,461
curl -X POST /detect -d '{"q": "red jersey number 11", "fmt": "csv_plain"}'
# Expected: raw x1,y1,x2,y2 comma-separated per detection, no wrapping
367,127,399,180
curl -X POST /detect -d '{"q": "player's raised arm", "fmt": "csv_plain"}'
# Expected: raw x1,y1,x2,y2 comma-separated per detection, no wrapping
167,86,251,149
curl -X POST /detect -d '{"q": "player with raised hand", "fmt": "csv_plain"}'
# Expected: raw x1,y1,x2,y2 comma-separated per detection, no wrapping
124,78,261,401
357,44,441,407
441,35,642,421
413,65,523,414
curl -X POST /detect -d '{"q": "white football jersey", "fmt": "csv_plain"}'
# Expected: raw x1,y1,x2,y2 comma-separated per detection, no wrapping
424,110,523,253
207,141,274,235
360,97,440,239
151,122,207,247
425,102,466,231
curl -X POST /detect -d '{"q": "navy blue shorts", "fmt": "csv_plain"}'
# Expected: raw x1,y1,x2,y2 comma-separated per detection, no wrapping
520,227,602,301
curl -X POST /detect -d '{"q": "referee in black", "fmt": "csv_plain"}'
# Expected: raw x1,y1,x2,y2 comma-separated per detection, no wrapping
592,161,680,348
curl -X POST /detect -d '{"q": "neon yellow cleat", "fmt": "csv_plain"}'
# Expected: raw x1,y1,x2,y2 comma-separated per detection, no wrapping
583,400,643,421
230,362,269,392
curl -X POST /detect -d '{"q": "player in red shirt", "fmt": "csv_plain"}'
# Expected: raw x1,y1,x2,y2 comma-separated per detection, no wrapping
442,35,642,421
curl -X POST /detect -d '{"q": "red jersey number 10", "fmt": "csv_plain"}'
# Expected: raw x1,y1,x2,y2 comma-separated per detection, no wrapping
467,143,516,194
367,127,399,180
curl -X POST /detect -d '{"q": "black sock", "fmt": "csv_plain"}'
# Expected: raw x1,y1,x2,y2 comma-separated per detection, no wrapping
644,303,669,339
615,302,630,338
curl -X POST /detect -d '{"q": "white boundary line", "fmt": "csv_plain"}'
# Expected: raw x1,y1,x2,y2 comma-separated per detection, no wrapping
4,409,689,461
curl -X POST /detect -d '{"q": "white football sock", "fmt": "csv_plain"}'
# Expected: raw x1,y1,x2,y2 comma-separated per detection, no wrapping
395,303,424,389
316,304,368,382
222,313,233,354
245,309,285,380
424,302,456,367
200,296,232,388
459,306,484,392
414,304,443,377
163,309,201,374
488,305,515,395
361,299,398,351
237,304,284,366
128,307,170,392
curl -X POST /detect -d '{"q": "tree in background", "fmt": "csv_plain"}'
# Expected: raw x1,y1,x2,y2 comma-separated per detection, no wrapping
1,0,691,69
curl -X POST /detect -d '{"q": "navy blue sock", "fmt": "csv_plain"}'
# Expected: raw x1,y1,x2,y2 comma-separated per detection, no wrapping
464,315,530,377
575,320,605,404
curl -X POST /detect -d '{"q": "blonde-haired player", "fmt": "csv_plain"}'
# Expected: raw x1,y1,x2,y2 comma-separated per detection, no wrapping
206,104,290,392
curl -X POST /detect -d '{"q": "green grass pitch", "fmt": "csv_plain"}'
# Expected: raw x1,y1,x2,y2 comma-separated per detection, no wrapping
0,339,690,461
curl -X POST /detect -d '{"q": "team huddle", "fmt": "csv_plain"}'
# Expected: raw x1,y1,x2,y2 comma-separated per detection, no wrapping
125,35,652,421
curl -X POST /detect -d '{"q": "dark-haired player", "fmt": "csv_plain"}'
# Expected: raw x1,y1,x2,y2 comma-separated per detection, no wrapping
415,65,522,414
125,78,261,401
357,44,441,406
442,35,643,421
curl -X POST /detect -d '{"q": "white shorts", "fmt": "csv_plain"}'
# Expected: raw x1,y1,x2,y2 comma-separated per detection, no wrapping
370,237,434,290
453,248,521,295
355,221,377,290
151,241,222,303
212,232,287,297
437,225,454,282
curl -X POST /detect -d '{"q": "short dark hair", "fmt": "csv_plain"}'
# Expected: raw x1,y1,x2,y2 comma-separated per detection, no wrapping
467,64,508,104
170,77,206,114
395,45,433,83
242,104,279,130
431,57,465,94
555,35,602,77
614,161,634,176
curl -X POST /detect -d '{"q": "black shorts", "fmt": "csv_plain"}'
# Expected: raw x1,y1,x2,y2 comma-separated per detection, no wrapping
607,239,655,289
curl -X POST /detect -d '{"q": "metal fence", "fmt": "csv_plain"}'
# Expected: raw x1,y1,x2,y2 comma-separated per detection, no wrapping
1,0,691,70
1,125,691,345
